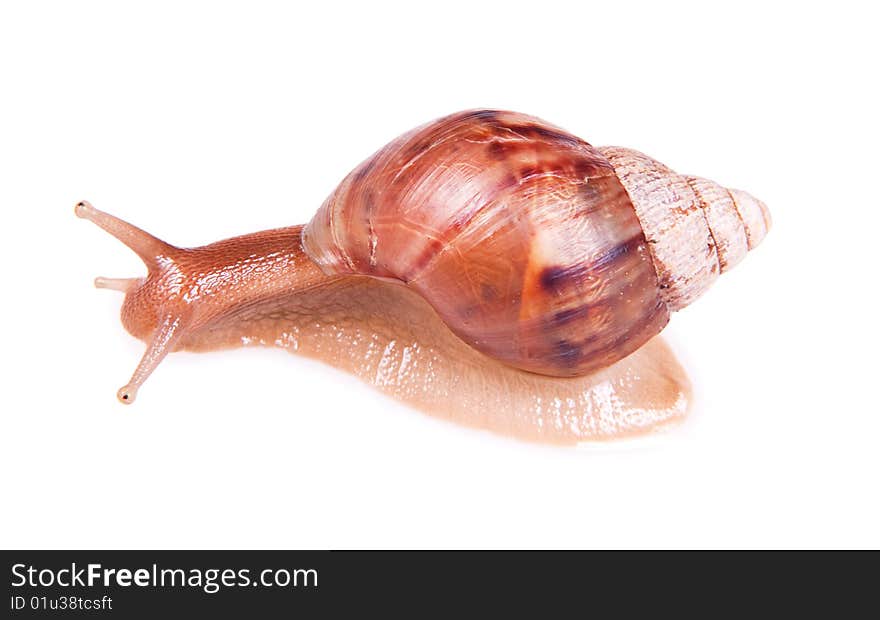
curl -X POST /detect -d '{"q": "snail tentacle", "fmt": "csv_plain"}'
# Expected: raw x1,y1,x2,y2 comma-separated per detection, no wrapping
116,311,188,404
94,277,140,292
75,200,173,269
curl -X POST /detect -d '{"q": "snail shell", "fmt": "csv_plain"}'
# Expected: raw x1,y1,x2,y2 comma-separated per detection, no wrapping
303,110,769,376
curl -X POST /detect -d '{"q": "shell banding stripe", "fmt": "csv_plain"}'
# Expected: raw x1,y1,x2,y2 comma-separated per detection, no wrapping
684,175,749,273
303,110,669,377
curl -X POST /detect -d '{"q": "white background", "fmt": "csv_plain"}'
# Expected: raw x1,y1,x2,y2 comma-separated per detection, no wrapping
1,1,877,549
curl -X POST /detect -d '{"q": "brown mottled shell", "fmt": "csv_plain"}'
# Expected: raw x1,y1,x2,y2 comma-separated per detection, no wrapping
302,110,668,376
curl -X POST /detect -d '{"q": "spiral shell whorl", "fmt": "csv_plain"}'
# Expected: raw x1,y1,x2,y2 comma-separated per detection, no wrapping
598,147,770,311
303,110,668,377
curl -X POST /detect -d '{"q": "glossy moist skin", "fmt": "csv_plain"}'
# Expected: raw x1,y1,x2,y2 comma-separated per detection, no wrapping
303,110,669,377
76,196,691,442
182,262,691,444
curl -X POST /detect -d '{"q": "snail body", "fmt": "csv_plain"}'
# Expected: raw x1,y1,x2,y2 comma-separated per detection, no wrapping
76,109,769,441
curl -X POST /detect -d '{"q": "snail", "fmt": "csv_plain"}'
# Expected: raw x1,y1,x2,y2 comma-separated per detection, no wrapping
76,109,770,442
